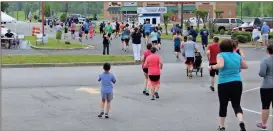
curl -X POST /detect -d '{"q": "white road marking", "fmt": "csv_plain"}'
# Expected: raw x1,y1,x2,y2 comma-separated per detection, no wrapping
242,87,272,117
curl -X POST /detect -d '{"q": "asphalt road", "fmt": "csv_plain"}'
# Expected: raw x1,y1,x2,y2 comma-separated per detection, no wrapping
2,62,272,130
3,22,268,63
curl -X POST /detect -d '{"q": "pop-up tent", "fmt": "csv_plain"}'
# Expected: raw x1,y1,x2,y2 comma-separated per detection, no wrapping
1,12,17,23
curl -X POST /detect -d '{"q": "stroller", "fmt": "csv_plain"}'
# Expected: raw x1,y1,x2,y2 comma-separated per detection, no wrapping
186,51,203,77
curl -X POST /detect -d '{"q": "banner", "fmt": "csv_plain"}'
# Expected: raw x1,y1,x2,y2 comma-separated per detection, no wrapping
137,7,167,14
123,2,137,6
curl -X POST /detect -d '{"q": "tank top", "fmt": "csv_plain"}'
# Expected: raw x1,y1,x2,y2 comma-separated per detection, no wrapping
142,50,152,68
174,37,181,47
146,54,161,75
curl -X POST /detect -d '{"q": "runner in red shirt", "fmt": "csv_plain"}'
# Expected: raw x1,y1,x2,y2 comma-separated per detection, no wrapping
207,37,220,92
141,43,153,96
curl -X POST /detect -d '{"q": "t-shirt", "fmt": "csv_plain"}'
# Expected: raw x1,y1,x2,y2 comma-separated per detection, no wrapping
70,23,76,30
174,36,181,47
151,32,158,41
55,25,62,31
98,72,116,94
142,50,152,68
200,29,209,40
120,24,125,30
217,52,242,84
103,33,109,44
123,28,130,39
105,25,113,33
112,23,116,30
84,23,89,31
184,41,196,57
208,43,220,64
261,25,270,34
64,26,68,33
145,54,161,75
144,24,151,33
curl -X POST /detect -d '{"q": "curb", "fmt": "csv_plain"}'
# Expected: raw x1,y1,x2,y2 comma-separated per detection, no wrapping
30,45,94,50
2,61,138,68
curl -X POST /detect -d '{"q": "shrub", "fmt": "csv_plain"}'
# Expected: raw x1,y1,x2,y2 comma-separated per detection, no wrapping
227,30,231,35
34,15,38,20
60,13,67,22
236,35,248,43
270,32,273,40
214,30,219,34
195,28,199,33
220,29,225,35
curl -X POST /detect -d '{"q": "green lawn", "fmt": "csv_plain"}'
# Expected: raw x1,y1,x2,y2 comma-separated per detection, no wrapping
10,11,39,22
25,36,88,49
161,34,225,43
2,55,134,64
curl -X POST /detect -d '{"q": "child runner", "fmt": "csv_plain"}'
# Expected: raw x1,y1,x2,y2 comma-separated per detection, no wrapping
141,43,153,96
78,25,83,42
206,37,220,92
97,63,116,119
173,31,183,59
144,47,163,100
70,21,76,39
180,36,187,61
64,25,68,40
150,28,159,49
157,28,162,50
89,24,95,39
120,29,126,51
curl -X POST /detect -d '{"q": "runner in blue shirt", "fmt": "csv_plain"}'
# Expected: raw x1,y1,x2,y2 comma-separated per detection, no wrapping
200,26,209,51
84,22,90,40
143,20,152,44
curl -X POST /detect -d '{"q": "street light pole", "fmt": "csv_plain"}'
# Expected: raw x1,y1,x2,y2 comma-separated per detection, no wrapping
42,1,45,35
181,3,184,30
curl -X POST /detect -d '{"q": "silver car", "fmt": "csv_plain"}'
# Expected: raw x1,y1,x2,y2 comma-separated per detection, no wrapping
214,18,244,31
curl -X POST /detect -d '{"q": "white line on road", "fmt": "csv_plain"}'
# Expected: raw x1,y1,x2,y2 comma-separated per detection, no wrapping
242,87,272,117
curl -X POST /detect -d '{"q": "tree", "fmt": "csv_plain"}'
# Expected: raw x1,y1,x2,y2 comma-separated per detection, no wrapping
23,3,30,20
60,13,67,22
1,2,9,12
163,11,172,35
215,10,224,18
44,2,51,17
199,10,208,28
194,10,202,29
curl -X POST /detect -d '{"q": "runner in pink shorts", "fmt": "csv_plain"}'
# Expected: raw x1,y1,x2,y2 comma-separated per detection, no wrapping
144,47,163,100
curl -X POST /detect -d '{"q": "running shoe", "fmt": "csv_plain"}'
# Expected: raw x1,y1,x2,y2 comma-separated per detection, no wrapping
256,121,267,130
239,122,246,131
145,92,149,96
155,92,160,99
143,90,146,95
210,86,215,92
98,111,104,118
217,127,225,131
151,95,155,100
105,113,109,118
188,71,193,78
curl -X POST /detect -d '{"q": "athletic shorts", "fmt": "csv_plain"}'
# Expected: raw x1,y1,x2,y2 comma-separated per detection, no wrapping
101,93,113,101
174,46,181,52
84,31,88,34
152,40,158,44
116,29,120,33
71,30,75,34
209,63,218,77
145,32,150,36
149,75,160,82
260,88,273,109
202,39,208,46
79,34,82,37
113,30,116,33
143,68,148,74
124,38,130,45
158,38,161,44
185,57,194,65
121,38,124,41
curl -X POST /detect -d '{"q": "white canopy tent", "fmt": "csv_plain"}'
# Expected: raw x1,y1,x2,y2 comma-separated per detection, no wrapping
1,12,17,23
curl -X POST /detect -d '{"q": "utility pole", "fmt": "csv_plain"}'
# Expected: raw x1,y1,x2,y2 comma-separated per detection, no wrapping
84,2,87,16
42,1,45,35
240,2,242,20
181,2,184,30
261,2,264,17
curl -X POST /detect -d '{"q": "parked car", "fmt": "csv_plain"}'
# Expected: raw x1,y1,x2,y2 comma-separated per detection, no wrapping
232,18,273,32
214,18,244,31
69,14,86,24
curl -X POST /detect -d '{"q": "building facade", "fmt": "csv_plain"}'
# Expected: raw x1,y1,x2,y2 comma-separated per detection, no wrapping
103,2,237,22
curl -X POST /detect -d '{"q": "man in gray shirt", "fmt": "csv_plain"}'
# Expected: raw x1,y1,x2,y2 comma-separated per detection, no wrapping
256,44,273,130
182,35,197,78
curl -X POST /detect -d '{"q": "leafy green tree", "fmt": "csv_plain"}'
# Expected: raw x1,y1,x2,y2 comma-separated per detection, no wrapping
1,2,9,12
163,11,172,35
215,10,224,18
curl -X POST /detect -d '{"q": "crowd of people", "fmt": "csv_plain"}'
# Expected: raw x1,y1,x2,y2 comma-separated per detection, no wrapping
96,21,273,131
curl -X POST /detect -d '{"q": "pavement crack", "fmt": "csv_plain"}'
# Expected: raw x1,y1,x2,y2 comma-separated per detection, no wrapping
30,94,47,104
45,91,60,99
121,95,142,102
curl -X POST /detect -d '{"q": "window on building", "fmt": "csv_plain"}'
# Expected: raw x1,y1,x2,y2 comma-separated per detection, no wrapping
145,18,150,24
152,18,156,24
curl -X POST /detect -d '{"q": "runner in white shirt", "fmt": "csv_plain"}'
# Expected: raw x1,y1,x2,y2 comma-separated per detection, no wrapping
111,21,117,38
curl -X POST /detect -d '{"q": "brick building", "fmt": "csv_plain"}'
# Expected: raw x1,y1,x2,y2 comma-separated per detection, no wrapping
104,2,236,22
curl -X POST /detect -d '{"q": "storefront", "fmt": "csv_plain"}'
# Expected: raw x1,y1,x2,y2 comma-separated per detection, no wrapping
137,7,167,25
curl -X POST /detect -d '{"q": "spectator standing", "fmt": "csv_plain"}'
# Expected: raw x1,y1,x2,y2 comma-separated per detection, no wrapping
131,27,142,63
261,22,271,49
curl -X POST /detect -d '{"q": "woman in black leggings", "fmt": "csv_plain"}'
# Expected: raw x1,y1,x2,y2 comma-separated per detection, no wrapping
208,39,248,131
256,44,273,130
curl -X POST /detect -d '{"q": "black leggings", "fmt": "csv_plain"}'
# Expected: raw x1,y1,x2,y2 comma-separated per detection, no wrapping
103,44,109,55
218,81,243,117
260,88,273,109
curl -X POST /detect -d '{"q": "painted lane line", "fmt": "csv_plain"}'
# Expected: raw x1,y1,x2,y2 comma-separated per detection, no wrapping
242,87,272,117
